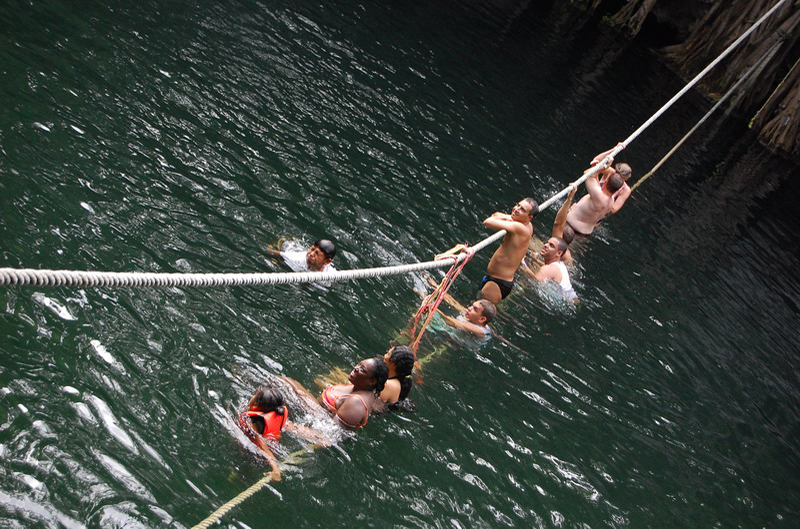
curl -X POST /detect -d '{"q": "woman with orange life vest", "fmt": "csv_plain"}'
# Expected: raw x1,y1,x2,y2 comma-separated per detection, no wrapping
237,385,329,481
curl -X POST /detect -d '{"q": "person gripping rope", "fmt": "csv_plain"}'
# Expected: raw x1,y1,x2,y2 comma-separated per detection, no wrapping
480,198,538,304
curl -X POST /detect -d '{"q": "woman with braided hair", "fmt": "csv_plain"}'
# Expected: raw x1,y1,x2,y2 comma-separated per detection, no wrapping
380,345,415,407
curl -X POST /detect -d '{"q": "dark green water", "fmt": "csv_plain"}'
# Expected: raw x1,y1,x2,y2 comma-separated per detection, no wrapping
2,1,799,527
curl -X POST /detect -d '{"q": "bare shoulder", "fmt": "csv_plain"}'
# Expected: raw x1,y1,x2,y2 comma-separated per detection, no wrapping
510,221,533,236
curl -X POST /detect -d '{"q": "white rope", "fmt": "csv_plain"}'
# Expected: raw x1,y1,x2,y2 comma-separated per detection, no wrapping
0,258,463,288
0,0,787,290
540,0,789,210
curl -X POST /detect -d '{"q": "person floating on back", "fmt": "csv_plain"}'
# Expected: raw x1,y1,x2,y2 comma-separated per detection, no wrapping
480,198,538,304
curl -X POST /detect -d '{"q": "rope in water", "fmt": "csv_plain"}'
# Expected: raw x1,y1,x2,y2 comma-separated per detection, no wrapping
542,0,789,209
409,246,475,353
191,474,274,529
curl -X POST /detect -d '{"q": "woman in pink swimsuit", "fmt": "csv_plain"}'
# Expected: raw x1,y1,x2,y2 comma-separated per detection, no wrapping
284,357,388,430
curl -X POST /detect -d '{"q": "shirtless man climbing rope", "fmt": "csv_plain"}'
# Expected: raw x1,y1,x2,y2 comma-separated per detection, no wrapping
565,154,624,238
480,198,538,305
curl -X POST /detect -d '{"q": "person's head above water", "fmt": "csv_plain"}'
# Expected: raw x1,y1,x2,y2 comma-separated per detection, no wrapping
615,163,632,181
511,198,539,222
540,237,568,263
464,299,496,326
384,346,415,378
606,173,624,194
349,357,389,394
306,239,336,271
249,385,286,414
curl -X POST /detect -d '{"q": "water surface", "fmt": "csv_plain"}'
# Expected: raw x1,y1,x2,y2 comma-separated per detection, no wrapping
1,1,799,527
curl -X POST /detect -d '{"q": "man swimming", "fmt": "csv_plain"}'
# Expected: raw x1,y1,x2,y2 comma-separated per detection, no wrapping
480,198,538,304
438,299,496,338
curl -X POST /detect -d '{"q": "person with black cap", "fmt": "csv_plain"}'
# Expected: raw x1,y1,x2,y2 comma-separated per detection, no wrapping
267,239,337,273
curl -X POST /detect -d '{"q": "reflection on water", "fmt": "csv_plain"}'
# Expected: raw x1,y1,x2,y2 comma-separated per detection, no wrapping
1,0,799,527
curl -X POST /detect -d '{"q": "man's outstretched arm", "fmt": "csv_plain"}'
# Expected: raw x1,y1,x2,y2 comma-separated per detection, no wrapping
552,185,578,238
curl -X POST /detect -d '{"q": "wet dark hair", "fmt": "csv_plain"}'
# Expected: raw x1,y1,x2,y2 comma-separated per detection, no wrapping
477,299,497,324
607,173,624,193
554,237,568,254
368,357,389,395
388,346,415,401
562,224,575,245
252,386,286,414
249,385,286,436
313,239,337,259
523,197,539,218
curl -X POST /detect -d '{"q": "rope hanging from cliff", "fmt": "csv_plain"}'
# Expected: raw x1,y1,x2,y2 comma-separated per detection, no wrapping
631,37,784,192
540,0,791,209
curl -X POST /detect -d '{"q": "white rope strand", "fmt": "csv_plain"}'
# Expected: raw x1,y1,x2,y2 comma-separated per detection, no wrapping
0,0,788,290
0,258,464,288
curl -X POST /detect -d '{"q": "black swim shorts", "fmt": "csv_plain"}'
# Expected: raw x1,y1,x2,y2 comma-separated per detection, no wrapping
481,275,514,299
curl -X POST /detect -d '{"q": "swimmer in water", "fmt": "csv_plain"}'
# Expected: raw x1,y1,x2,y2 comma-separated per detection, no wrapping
438,299,496,338
266,238,337,273
480,198,538,305
284,357,389,430
380,346,415,409
237,385,330,481
521,237,579,303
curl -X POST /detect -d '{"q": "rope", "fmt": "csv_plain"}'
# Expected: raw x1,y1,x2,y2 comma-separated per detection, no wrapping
631,40,782,192
539,0,789,211
408,246,475,353
0,258,465,288
192,473,273,529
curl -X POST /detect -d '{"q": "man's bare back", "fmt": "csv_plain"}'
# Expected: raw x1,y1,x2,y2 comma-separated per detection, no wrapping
566,189,614,235
566,149,626,236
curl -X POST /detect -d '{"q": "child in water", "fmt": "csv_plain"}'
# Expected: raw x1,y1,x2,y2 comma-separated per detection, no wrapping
237,385,329,481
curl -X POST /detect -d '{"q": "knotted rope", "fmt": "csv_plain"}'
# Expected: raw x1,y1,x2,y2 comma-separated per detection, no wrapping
408,245,475,353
